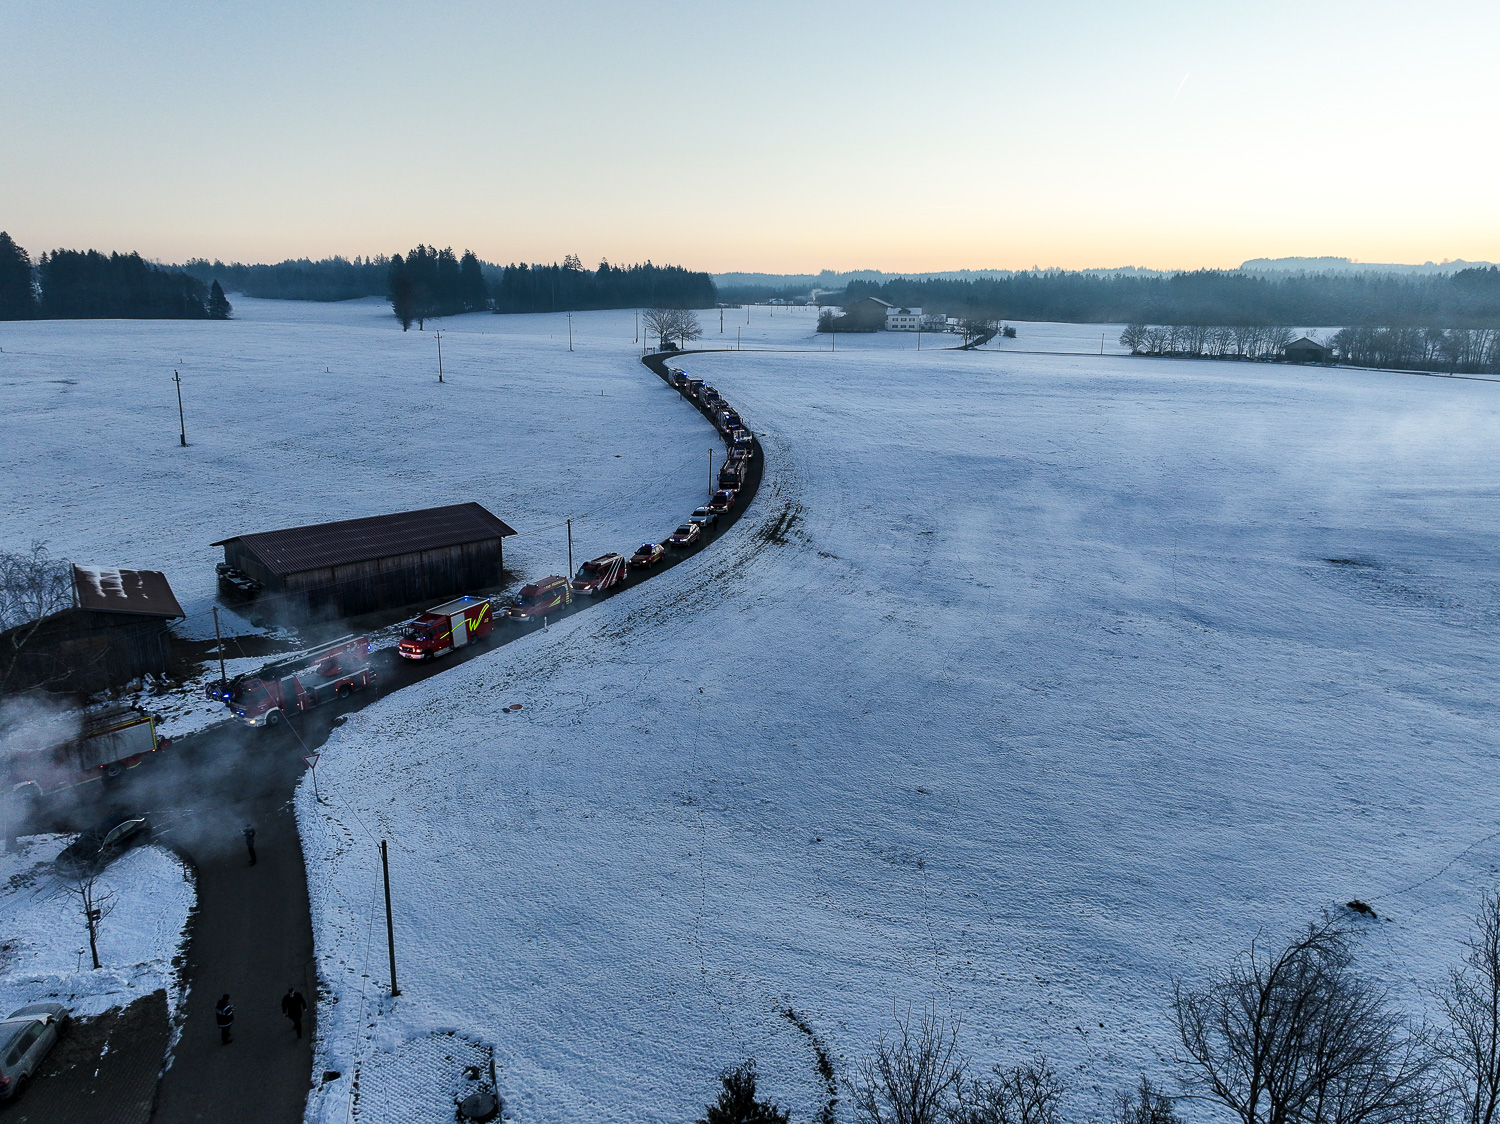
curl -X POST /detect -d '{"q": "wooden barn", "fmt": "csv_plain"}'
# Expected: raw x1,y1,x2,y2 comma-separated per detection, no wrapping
1,566,185,698
213,502,518,620
1283,336,1333,364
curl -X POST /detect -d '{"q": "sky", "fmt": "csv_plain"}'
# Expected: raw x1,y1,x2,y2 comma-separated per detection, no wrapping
2,0,1498,273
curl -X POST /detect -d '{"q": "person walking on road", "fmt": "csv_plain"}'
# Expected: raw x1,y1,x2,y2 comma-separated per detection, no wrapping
242,823,257,866
281,987,308,1039
215,994,234,1044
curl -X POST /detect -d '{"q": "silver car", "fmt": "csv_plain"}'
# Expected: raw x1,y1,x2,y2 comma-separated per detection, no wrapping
0,1003,69,1098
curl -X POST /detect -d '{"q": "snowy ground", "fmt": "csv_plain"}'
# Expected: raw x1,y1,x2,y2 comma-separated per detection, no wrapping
0,836,194,1020
297,309,1500,1122
0,297,711,648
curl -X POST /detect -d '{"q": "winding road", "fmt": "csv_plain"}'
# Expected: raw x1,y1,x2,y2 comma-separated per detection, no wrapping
16,351,761,1123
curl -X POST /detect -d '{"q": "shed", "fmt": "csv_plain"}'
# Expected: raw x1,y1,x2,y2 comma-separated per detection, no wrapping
0,566,184,698
1284,336,1333,364
213,502,518,620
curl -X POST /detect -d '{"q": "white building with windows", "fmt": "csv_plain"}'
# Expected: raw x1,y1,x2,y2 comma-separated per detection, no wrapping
885,306,924,331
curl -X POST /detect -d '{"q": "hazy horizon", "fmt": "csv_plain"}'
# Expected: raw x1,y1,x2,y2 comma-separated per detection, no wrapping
4,1,1497,271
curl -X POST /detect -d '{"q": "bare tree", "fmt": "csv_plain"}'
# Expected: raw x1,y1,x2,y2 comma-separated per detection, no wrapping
1110,1076,1182,1124
847,1005,966,1124
64,871,116,969
955,1055,1064,1124
1437,891,1500,1124
643,307,703,351
0,543,73,693
1174,916,1440,1124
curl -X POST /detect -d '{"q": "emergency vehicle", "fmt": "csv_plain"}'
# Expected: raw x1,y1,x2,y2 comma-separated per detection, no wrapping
4,707,168,798
505,576,571,621
397,596,494,660
209,636,375,727
571,554,627,595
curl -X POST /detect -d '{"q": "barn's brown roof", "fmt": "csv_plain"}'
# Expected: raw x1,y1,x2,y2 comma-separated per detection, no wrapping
213,502,517,576
72,566,185,618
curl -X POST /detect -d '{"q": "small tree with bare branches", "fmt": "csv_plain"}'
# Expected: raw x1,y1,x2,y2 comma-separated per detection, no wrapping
1174,916,1440,1124
0,543,73,694
954,1055,1064,1124
64,871,116,970
847,1005,966,1124
1437,891,1500,1124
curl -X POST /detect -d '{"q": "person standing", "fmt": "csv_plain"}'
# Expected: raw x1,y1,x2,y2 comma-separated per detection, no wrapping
281,987,308,1039
215,994,234,1044
242,824,257,866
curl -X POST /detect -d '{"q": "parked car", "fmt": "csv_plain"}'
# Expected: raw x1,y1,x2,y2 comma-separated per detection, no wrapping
687,506,718,530
629,542,666,569
708,489,737,514
0,1003,69,1099
667,524,701,548
571,553,627,595
505,576,571,621
56,813,151,876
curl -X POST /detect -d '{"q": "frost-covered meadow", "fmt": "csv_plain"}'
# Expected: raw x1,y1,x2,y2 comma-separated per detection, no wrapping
293,309,1500,1121
6,301,1499,1121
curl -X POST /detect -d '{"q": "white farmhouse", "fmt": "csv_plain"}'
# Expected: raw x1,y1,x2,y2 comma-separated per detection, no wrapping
885,306,924,331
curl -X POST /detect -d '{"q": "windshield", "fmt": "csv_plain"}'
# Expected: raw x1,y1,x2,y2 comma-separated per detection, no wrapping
580,562,602,576
404,626,432,641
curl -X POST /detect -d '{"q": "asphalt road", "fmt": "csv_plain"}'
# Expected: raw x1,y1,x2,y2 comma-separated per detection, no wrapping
12,354,761,1124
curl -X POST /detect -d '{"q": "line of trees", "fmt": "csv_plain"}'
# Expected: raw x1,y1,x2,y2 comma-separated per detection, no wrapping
1331,326,1500,374
1120,324,1297,360
387,246,488,330
181,256,391,302
0,233,229,320
837,268,1500,329
490,256,716,314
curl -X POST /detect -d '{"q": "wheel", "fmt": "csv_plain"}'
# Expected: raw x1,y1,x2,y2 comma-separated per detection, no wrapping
265,709,282,728
105,762,124,778
336,685,352,699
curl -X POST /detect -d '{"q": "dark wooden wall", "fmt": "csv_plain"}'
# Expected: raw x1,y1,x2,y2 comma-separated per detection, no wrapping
271,540,503,619
1,610,175,698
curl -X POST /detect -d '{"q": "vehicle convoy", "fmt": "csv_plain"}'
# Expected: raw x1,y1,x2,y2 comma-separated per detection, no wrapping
4,707,168,799
398,596,493,661
209,636,375,728
0,1003,69,1100
572,553,627,595
506,576,571,621
629,542,666,569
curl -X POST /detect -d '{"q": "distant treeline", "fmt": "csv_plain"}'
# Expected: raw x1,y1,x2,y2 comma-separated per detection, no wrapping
489,256,716,314
1121,322,1500,374
840,268,1500,328
0,232,228,320
181,256,391,302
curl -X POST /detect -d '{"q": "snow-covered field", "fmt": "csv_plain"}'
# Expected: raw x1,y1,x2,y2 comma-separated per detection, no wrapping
0,297,710,646
0,836,194,1019
296,310,1500,1121
7,302,1499,1121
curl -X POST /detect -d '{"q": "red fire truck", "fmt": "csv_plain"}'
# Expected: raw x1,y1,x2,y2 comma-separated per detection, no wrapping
209,636,375,727
5,707,169,799
397,596,494,661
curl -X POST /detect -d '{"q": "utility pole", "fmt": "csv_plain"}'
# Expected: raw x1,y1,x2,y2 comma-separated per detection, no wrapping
435,331,444,382
172,370,186,446
708,448,714,495
917,330,921,351
832,331,836,352
566,518,573,578
1100,331,1105,355
212,606,226,686
737,327,740,351
634,310,638,344
381,840,399,997
719,307,723,333
567,311,573,352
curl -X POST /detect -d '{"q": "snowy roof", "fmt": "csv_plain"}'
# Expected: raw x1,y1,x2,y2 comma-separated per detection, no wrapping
850,296,893,309
72,565,184,618
1284,336,1328,349
214,502,517,576
887,307,923,316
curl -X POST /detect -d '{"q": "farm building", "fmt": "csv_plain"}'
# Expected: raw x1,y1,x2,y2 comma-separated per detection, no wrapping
1283,336,1333,364
1,566,185,698
213,502,518,620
